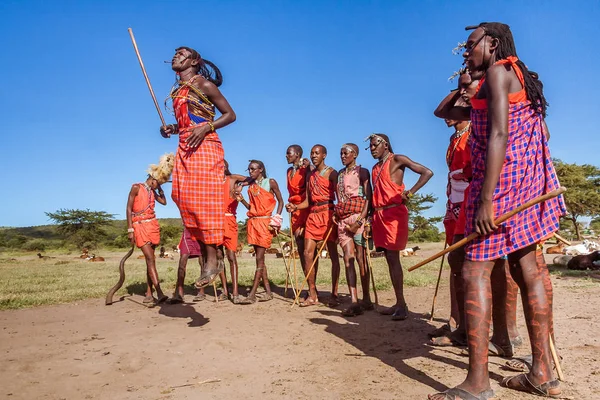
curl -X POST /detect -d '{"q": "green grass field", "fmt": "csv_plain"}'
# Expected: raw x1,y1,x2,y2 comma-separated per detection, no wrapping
0,250,442,310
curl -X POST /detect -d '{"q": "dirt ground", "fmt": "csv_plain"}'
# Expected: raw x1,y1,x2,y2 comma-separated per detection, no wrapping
1,251,599,400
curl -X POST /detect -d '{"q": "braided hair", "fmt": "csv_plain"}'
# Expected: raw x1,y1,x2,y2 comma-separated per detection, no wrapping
176,46,224,87
465,23,548,117
249,160,267,178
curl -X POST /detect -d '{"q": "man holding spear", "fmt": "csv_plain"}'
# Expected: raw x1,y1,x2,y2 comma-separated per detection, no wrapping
428,23,566,400
161,47,236,288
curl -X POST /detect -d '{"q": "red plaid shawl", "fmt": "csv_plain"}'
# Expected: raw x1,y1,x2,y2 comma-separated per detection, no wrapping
464,58,565,261
171,85,225,245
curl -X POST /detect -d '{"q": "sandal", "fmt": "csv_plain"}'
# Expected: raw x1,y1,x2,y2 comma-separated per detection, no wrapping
192,293,206,302
342,303,364,317
167,295,185,304
359,300,374,311
428,323,452,338
231,295,246,305
327,295,340,308
378,305,397,316
216,293,228,302
299,297,319,307
501,374,561,398
239,295,257,305
488,341,513,358
156,295,169,304
430,331,467,347
428,387,495,400
391,305,409,321
194,263,224,289
142,295,156,304
504,355,532,372
257,293,273,302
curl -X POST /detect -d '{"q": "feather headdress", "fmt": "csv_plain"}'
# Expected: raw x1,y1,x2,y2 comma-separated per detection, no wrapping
147,153,175,184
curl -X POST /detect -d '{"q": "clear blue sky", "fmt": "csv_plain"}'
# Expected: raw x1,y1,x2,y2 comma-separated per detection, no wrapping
1,0,598,228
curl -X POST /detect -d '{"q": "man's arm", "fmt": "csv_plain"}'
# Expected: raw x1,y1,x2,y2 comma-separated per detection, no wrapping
270,179,284,215
154,184,167,206
394,155,434,198
434,89,471,121
475,64,510,235
126,185,140,245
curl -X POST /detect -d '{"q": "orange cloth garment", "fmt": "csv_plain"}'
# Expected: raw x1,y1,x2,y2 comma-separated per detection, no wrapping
223,177,239,252
246,181,277,249
305,168,337,242
470,56,527,110
287,166,309,234
131,183,160,248
443,127,471,244
371,156,408,251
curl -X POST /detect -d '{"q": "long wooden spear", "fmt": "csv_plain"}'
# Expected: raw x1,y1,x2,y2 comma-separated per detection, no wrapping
408,187,566,272
128,28,166,128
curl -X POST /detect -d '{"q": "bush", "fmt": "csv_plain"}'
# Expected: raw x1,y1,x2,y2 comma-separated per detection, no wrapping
22,239,46,252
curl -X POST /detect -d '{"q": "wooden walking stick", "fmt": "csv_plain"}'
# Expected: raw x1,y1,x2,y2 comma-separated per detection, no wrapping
105,246,135,305
549,335,565,381
363,225,378,305
277,236,297,298
291,225,334,308
127,28,166,128
409,187,566,272
429,243,448,322
290,213,298,294
553,232,571,246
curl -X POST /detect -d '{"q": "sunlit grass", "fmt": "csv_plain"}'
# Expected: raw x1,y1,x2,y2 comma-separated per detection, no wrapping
0,248,443,310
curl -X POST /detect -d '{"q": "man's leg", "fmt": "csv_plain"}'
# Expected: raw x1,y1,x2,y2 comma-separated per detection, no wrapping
327,240,341,307
302,238,319,304
506,245,554,388
225,249,240,298
382,249,408,320
431,234,467,345
490,259,515,356
174,254,190,298
341,240,361,315
141,243,166,301
355,244,372,307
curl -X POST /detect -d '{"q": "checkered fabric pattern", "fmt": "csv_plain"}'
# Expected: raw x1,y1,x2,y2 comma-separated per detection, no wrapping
465,102,566,261
171,86,225,245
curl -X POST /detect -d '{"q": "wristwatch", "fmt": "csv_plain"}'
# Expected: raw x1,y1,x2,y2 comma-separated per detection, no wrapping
356,218,364,227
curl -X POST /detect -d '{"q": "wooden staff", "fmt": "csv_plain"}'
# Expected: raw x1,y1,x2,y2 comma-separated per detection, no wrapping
409,187,566,272
290,213,298,294
553,232,571,246
277,236,297,298
364,226,378,305
291,225,334,308
128,28,166,128
105,246,134,305
549,336,565,381
429,243,448,321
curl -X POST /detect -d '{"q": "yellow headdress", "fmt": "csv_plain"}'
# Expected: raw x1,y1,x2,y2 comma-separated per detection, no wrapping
147,153,175,184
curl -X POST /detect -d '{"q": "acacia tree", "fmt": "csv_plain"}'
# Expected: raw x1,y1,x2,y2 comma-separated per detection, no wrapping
553,159,600,240
45,208,115,249
406,193,443,242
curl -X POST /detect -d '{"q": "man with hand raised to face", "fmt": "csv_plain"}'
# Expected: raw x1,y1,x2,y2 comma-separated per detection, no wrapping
286,145,341,308
367,134,433,321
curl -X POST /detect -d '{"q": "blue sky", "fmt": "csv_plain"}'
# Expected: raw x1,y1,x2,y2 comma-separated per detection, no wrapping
1,0,598,228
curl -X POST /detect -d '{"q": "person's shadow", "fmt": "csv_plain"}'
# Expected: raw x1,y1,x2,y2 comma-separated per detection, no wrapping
309,307,505,393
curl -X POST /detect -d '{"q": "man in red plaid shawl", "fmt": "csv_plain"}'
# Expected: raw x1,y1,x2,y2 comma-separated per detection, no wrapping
334,143,373,317
160,47,236,288
429,23,566,400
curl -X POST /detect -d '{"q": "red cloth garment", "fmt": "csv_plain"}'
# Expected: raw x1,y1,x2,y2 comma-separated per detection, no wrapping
246,181,277,249
178,227,202,258
371,156,408,251
305,169,337,242
465,57,566,261
223,177,239,252
444,126,471,244
287,166,309,234
132,183,160,248
171,84,224,245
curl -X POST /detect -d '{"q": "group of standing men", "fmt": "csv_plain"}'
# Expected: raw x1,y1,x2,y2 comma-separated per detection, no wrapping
127,21,567,399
